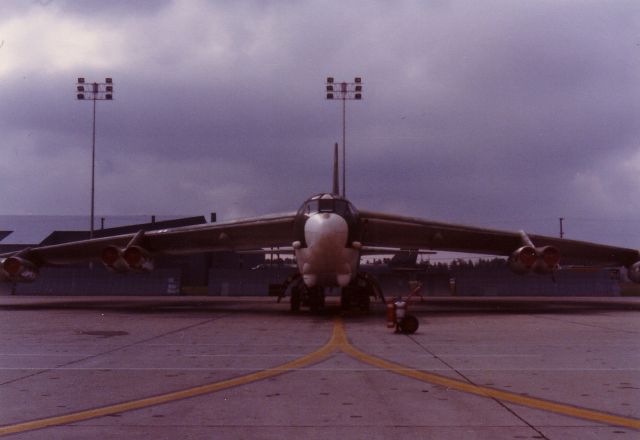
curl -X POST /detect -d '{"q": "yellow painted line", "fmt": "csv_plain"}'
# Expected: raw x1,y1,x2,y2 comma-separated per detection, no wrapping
0,320,342,437
2,318,638,435
335,320,640,430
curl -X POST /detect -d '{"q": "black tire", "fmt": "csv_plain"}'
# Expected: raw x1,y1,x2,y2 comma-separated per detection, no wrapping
290,288,301,312
400,314,419,334
340,288,351,310
308,287,324,313
358,291,370,311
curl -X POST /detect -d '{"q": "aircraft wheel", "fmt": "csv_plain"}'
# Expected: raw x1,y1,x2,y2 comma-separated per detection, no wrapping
340,288,351,310
358,291,370,311
290,288,301,312
399,314,419,334
308,287,324,313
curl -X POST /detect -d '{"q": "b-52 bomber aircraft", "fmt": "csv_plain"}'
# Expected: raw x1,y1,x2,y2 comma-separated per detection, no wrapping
2,146,639,310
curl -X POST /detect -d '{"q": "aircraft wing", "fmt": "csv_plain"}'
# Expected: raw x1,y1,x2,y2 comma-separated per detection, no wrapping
359,210,639,266
0,212,297,266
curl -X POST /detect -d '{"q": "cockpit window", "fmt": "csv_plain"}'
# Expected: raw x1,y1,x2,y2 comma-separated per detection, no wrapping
338,200,351,216
294,195,360,246
304,200,319,214
318,199,334,212
299,195,356,218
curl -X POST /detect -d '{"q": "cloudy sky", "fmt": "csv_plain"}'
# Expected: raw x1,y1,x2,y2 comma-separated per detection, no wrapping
0,0,639,247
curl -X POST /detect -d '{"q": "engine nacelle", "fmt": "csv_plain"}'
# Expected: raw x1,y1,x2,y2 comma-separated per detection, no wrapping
101,246,129,273
533,246,561,274
122,245,154,272
508,245,560,275
627,261,640,283
0,259,9,282
508,246,537,275
2,256,39,282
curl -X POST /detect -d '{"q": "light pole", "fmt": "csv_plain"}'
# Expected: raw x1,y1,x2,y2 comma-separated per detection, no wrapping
326,77,362,198
76,77,113,239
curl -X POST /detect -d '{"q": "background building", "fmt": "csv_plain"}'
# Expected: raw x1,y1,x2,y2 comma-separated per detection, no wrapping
0,216,622,297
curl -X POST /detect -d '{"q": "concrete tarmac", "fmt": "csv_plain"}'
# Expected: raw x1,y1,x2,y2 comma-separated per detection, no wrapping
0,296,638,439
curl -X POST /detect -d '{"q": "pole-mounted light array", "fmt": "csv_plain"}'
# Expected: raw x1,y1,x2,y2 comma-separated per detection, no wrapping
325,77,363,198
325,76,363,100
76,77,114,101
76,77,114,241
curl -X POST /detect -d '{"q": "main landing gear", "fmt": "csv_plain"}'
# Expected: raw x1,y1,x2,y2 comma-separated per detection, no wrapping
280,273,383,312
340,273,383,312
289,284,325,312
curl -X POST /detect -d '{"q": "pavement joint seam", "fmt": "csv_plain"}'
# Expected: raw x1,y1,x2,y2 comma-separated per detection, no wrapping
0,313,231,388
0,318,342,437
339,321,640,431
1,317,639,436
404,334,550,439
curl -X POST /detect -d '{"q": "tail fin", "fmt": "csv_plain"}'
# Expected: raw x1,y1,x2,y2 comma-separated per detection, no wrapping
332,142,340,195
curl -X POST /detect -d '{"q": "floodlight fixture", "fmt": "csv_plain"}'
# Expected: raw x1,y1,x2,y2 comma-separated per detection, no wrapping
76,78,114,102
75,76,114,241
324,76,363,197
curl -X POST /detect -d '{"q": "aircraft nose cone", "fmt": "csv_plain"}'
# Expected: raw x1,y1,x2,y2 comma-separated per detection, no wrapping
304,213,348,249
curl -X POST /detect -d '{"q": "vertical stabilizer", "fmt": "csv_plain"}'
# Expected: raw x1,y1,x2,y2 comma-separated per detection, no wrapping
332,142,340,195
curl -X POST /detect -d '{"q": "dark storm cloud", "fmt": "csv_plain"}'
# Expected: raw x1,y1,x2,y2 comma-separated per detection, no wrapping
0,0,639,247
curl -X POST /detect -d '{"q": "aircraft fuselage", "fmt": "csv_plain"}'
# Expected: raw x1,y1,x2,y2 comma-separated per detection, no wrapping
292,193,361,288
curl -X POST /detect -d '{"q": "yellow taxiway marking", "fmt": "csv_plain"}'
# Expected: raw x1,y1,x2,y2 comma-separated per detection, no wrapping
0,321,342,437
335,320,640,430
1,318,638,436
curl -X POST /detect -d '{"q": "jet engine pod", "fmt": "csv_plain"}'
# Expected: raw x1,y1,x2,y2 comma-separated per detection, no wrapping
0,259,9,282
123,245,154,272
2,256,39,282
627,261,640,283
533,246,561,274
508,246,537,274
101,246,129,272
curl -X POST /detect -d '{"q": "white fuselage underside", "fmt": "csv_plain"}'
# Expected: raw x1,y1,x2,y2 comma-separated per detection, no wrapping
294,212,359,288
